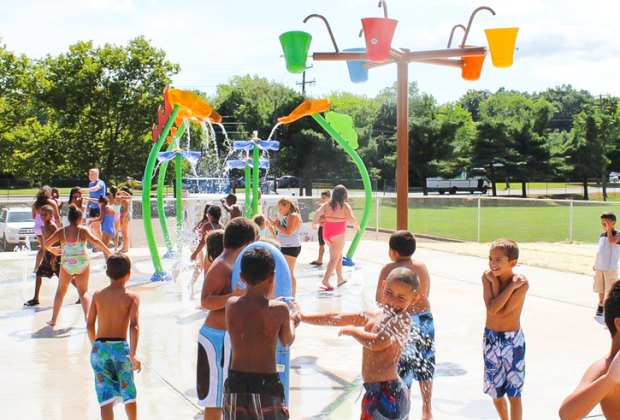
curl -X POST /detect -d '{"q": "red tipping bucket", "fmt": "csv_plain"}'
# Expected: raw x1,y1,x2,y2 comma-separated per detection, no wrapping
361,17,398,63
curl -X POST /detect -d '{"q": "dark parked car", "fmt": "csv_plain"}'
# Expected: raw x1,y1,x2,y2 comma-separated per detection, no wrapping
277,176,299,188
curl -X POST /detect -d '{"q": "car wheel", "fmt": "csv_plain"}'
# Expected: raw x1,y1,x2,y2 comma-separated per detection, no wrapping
481,187,488,194
449,187,458,195
438,190,445,195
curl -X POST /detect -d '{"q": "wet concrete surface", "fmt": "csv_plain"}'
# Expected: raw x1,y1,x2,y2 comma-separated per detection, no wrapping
0,240,608,419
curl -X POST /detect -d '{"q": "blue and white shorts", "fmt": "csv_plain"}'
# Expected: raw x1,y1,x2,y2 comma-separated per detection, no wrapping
483,328,525,398
197,324,231,408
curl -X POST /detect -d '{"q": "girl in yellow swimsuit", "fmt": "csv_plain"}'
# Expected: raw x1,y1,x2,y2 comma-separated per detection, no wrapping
45,204,111,327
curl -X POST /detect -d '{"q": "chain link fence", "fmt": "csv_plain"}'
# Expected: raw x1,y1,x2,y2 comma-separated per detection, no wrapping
1,194,618,253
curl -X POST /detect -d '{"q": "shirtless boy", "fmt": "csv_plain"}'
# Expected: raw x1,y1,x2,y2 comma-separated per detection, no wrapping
197,218,258,419
559,281,620,419
375,230,434,419
482,239,528,420
301,267,420,419
224,246,297,419
25,205,59,307
86,253,141,420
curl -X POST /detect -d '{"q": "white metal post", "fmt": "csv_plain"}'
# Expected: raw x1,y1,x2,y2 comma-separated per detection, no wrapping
375,195,379,240
568,200,574,242
477,196,481,243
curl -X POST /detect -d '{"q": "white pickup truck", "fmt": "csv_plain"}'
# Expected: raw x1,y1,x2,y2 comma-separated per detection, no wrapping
426,173,490,195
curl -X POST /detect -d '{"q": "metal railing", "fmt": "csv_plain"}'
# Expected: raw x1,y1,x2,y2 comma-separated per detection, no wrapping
1,194,617,253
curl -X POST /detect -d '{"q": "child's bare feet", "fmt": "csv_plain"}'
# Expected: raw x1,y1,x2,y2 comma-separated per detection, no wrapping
46,320,56,327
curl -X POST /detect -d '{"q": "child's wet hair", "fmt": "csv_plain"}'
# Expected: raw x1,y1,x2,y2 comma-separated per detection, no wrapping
389,230,416,257
106,253,131,280
225,194,237,205
601,211,617,223
98,195,109,206
277,197,299,214
224,218,258,249
68,204,83,224
253,214,265,228
240,246,275,285
109,185,118,198
386,267,419,292
207,206,222,223
40,205,53,216
330,185,348,210
206,229,224,262
490,238,519,261
321,190,331,198
605,281,620,336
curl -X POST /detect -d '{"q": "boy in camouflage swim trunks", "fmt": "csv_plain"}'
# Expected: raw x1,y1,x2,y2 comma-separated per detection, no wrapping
87,253,141,419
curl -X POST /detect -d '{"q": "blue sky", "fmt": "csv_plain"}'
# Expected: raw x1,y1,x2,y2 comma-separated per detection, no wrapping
2,0,620,103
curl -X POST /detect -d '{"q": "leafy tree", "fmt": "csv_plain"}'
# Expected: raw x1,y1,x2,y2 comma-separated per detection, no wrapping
34,37,179,182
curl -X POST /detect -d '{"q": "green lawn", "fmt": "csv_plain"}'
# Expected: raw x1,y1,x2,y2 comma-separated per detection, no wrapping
351,197,620,244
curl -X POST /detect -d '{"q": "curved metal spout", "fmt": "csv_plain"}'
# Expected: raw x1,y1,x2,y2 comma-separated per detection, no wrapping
303,14,339,52
461,6,496,47
378,0,389,18
447,24,467,48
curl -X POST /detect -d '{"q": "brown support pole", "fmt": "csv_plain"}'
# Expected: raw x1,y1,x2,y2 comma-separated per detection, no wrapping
396,61,409,230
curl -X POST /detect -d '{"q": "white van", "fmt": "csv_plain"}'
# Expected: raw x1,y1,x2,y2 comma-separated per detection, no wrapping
426,171,490,195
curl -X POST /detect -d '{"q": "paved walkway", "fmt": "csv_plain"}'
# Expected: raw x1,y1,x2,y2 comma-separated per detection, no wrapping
0,240,608,419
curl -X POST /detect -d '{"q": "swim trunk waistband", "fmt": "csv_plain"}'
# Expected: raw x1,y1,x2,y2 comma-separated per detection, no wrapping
484,327,522,339
226,370,285,400
96,337,126,342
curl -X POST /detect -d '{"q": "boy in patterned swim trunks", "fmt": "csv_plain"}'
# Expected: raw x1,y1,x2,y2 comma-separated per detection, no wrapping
300,267,420,419
25,205,59,307
223,246,298,419
376,230,434,419
87,253,141,419
482,239,528,420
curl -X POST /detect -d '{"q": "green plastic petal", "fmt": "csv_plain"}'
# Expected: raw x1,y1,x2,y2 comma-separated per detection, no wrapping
325,111,359,149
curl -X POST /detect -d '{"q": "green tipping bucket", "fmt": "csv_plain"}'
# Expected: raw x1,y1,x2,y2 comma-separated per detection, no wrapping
280,31,312,74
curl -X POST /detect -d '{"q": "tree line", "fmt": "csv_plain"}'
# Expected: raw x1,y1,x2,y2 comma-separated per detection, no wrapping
1,37,619,198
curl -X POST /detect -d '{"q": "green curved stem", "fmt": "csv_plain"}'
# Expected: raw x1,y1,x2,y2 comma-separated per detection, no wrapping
175,151,183,255
142,105,180,274
157,123,187,253
244,165,251,218
252,145,260,216
310,113,372,258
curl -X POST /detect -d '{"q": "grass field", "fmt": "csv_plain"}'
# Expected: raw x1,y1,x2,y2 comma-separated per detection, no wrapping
352,197,620,244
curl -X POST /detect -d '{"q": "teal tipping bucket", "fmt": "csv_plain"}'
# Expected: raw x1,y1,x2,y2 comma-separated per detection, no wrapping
344,48,368,83
279,31,312,74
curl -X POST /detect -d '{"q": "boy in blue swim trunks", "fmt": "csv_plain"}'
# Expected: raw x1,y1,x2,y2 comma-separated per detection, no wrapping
300,267,420,419
482,239,528,420
223,246,298,419
376,230,434,419
197,218,257,419
86,253,141,420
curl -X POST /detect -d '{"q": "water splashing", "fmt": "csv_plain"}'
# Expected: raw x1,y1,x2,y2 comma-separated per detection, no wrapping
267,122,282,141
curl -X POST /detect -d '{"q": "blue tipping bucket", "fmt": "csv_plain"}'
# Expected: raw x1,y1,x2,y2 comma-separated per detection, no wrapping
344,48,368,83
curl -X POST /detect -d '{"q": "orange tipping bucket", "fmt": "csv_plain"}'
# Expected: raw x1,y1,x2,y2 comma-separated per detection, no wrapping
361,17,397,63
461,47,486,81
278,99,330,124
485,27,519,68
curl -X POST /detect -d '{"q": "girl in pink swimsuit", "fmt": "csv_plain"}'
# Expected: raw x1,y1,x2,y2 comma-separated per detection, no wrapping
44,204,111,327
313,185,359,291
32,186,62,274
